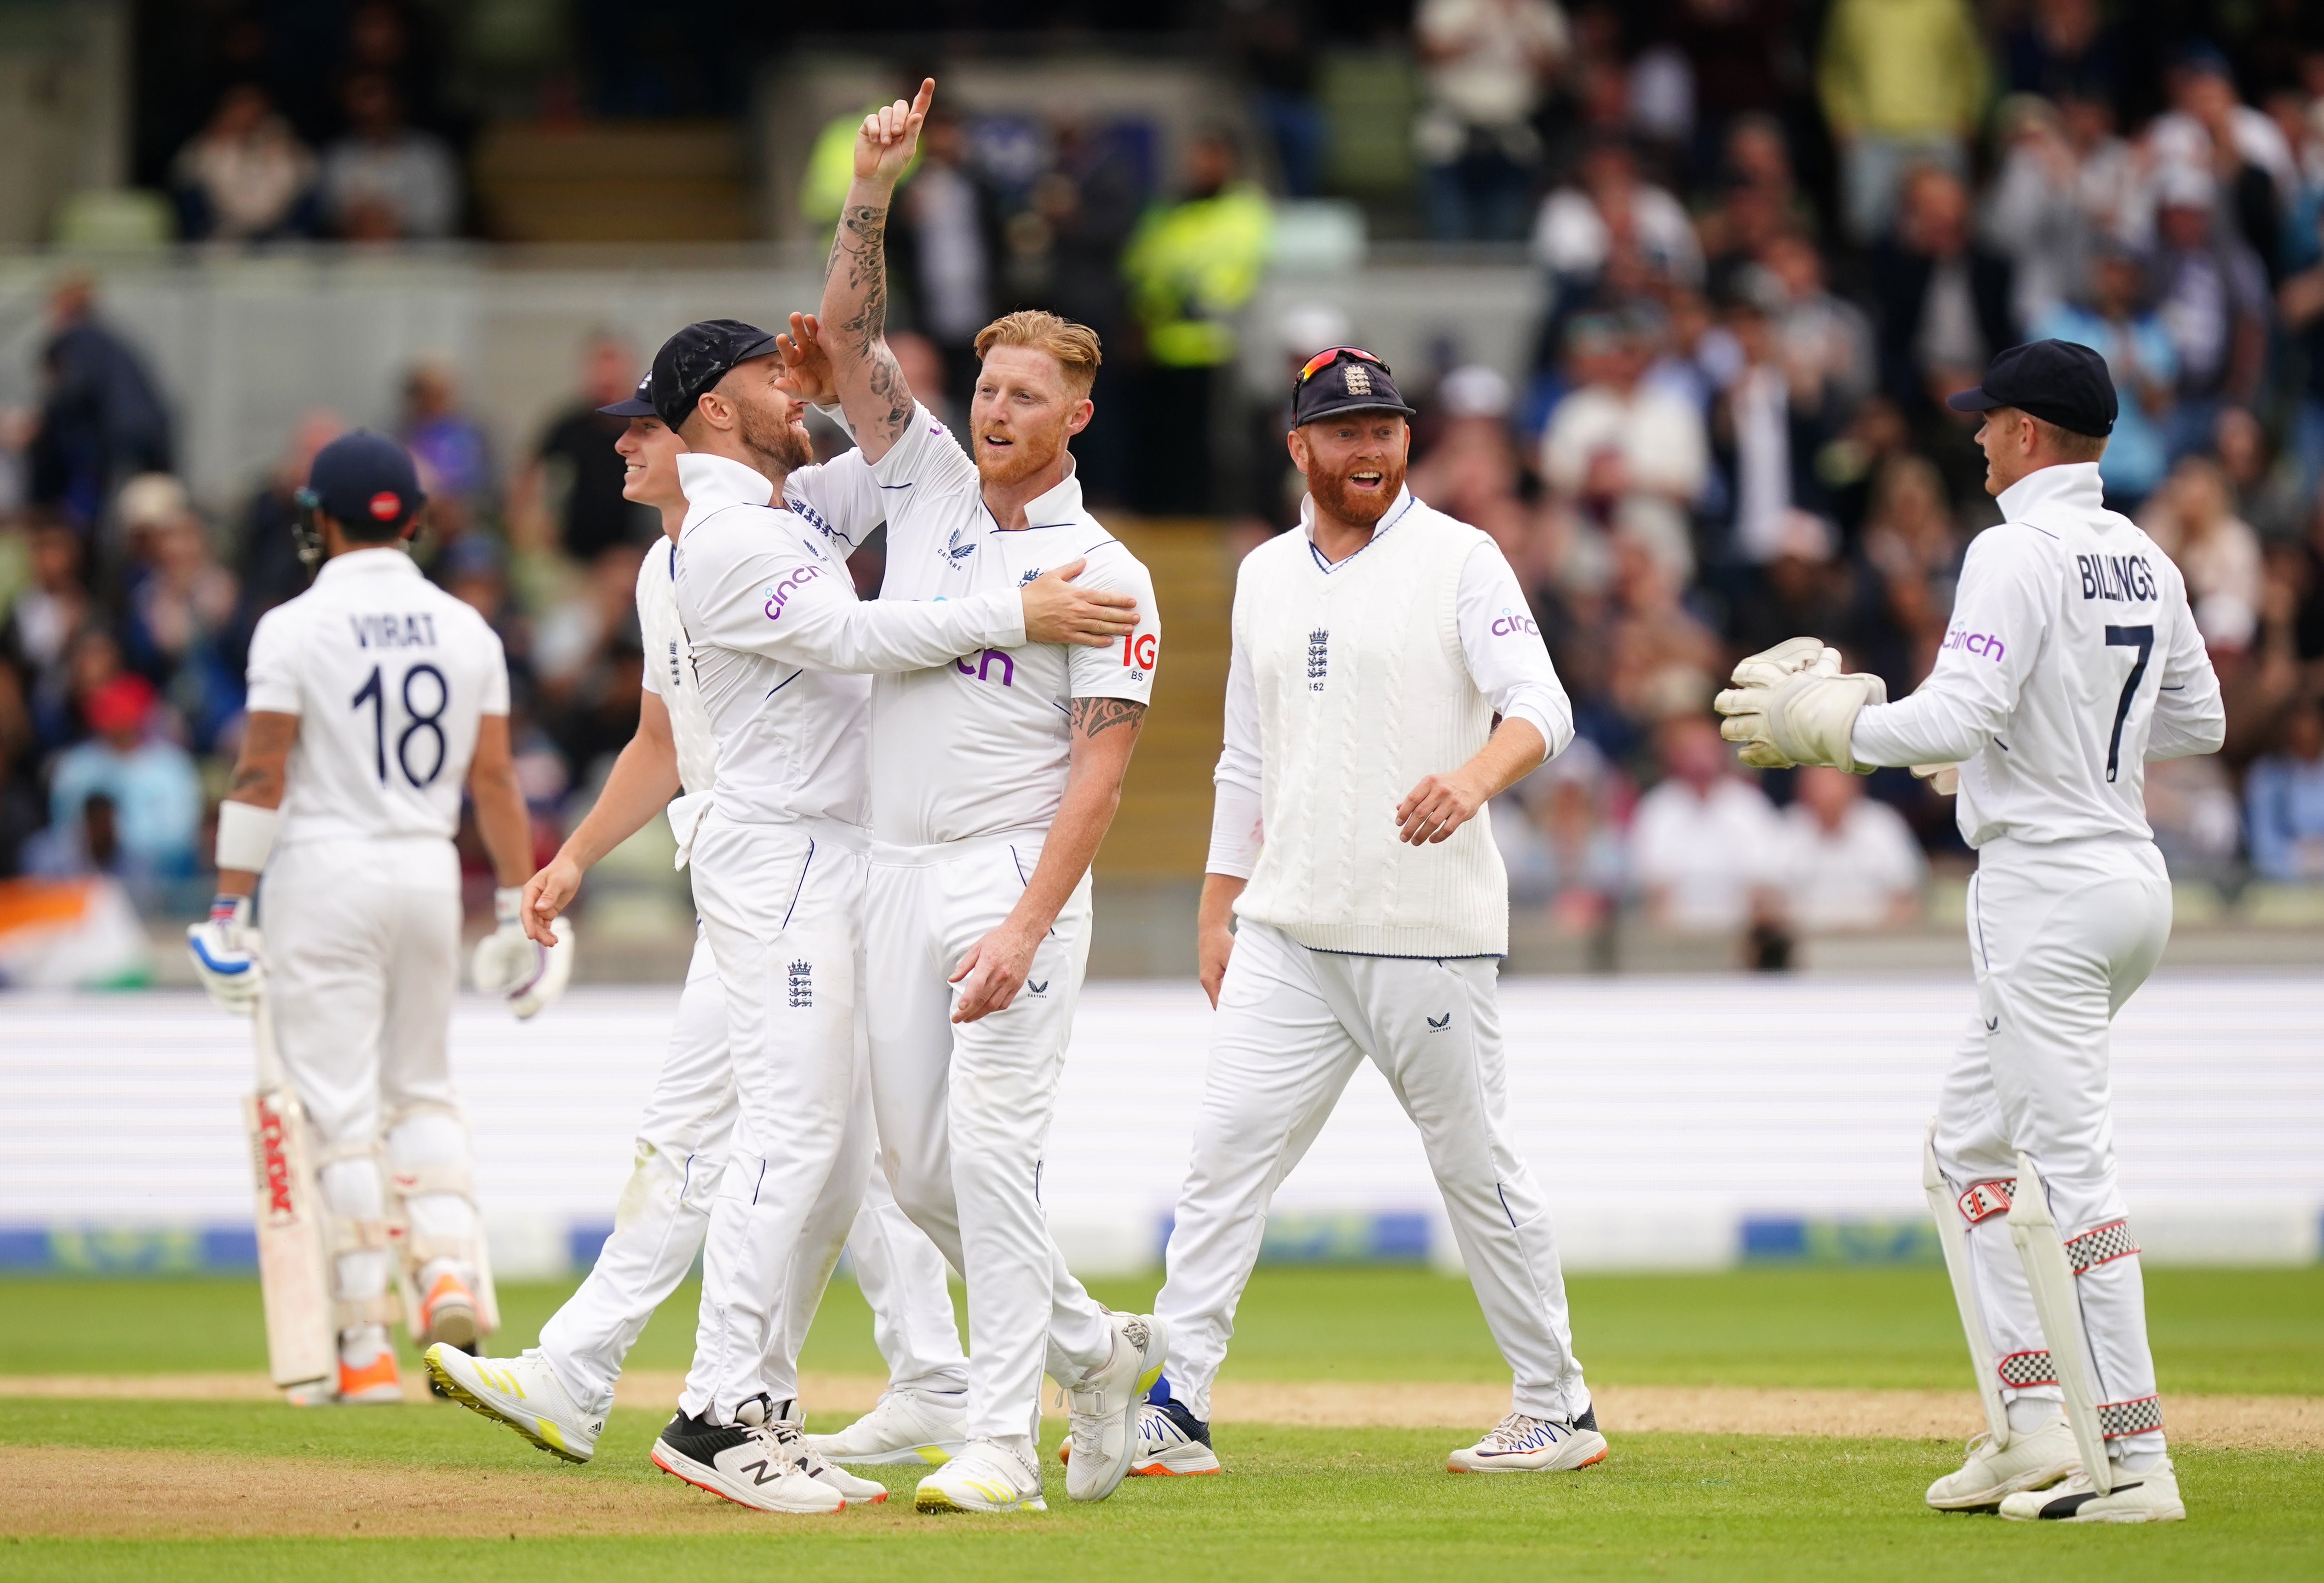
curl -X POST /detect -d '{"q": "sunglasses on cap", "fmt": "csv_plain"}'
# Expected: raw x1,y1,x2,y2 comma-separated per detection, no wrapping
1297,346,1390,384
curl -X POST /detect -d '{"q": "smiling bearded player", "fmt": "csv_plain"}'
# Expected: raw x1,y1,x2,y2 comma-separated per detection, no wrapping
1125,347,1603,1481
820,79,1169,1515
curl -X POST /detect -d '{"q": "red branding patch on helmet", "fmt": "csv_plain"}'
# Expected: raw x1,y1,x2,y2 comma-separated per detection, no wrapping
368,491,401,522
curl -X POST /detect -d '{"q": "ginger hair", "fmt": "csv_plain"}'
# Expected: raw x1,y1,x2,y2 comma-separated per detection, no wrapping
973,310,1102,396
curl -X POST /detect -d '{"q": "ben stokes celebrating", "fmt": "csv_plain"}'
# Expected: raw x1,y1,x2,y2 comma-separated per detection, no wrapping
822,80,1168,1514
1141,348,1604,1480
1715,340,2222,1523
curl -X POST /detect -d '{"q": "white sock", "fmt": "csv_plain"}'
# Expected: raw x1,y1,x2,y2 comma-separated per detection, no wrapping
2005,1395,2062,1434
339,1323,390,1367
2115,1432,2167,1474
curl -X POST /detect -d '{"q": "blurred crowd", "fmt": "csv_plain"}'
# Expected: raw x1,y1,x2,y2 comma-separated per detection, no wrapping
11,1,2324,949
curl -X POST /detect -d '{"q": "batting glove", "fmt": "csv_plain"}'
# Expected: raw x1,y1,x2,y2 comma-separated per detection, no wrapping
187,894,263,1015
471,886,576,1020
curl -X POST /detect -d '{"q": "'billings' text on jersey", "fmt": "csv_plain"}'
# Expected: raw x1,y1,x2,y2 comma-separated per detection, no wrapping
2077,553,2157,603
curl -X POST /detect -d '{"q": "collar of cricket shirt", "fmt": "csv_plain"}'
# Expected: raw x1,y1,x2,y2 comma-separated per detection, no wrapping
992,453,1085,532
1995,460,2104,527
1300,486,1418,574
675,453,776,521
314,545,421,584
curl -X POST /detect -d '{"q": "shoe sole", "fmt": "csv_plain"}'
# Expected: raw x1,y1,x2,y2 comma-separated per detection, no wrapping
1446,1433,1610,1474
913,1487,1047,1514
650,1441,846,1515
808,1442,963,1467
1926,1463,2077,1511
1059,1444,1222,1476
424,1349,590,1465
427,1303,478,1351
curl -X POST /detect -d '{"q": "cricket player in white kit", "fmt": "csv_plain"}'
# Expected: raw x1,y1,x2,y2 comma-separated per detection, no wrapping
822,81,1172,1514
1716,340,2223,1524
189,430,554,1404
427,345,1008,1469
520,317,1139,1514
1132,347,1605,1480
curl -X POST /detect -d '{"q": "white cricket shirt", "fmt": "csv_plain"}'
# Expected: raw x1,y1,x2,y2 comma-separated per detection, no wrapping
635,538,717,797
1849,462,2225,847
671,451,1026,830
867,403,1160,845
1205,489,1576,879
244,547,510,845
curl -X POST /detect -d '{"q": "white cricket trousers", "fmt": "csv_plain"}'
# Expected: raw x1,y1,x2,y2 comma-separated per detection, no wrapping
260,836,475,1319
1156,920,1590,1425
678,816,869,1423
539,933,968,1420
865,834,1113,1443
1931,834,2172,1463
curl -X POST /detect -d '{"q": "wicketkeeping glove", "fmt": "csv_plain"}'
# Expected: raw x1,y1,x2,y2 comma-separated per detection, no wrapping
1714,636,1889,773
471,886,576,1020
186,894,263,1015
1912,762,1961,796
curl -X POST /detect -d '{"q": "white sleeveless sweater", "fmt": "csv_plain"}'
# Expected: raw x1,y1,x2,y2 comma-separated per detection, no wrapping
1233,502,1509,957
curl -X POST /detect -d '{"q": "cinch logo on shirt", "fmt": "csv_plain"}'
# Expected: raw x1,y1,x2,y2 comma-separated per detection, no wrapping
1490,607,1539,637
2077,553,2158,603
350,613,439,648
1943,626,2007,663
761,565,824,620
957,648,1015,686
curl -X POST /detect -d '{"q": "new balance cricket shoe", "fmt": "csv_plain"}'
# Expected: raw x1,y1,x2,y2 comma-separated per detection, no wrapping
425,1345,602,1463
1059,1394,1221,1476
914,1436,1047,1514
650,1410,846,1514
804,1388,969,1466
1924,1420,2078,1511
1446,1406,1608,1473
734,1399,891,1505
1998,1458,2185,1524
418,1267,479,1350
1062,1310,1171,1502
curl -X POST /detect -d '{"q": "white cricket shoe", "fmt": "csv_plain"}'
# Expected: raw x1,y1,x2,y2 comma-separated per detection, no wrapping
1446,1407,1609,1474
1999,1458,2185,1524
650,1410,846,1514
736,1400,890,1505
1062,1310,1171,1502
1059,1395,1222,1476
425,1345,602,1463
1924,1420,2078,1510
914,1436,1048,1514
804,1388,969,1466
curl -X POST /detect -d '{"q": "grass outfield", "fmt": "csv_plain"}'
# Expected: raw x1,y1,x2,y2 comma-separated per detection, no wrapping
2,1267,2318,1580
5,1264,2322,1395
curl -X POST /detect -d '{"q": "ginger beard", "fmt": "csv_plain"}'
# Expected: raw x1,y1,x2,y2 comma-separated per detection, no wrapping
1298,418,1409,528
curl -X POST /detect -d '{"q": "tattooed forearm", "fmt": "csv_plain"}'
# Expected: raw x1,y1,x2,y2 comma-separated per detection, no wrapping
1071,697,1147,740
228,764,278,797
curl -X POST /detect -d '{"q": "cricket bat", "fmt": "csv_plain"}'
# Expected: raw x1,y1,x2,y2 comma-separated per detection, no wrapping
244,988,336,1389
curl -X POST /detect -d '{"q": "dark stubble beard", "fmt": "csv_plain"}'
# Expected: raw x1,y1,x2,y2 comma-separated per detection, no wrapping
1307,453,1406,528
739,399,815,476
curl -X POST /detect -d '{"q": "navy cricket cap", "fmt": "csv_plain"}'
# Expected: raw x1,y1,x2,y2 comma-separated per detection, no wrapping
647,318,778,430
598,371,656,418
1290,346,1417,426
1946,339,2117,438
304,429,423,533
